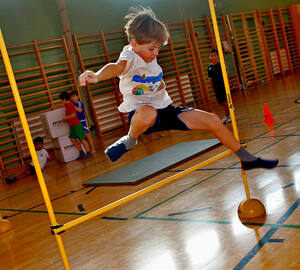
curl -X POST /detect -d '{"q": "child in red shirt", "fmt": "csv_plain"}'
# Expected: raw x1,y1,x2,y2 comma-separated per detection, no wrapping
59,91,92,159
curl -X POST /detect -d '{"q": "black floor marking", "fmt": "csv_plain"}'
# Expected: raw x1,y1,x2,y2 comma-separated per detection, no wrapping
101,217,128,220
77,204,85,212
3,186,89,219
85,186,98,194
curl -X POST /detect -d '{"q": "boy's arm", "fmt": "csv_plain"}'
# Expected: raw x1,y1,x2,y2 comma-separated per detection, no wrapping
74,105,83,113
74,101,84,113
63,112,77,121
50,103,64,110
207,66,215,88
47,148,58,161
78,60,127,86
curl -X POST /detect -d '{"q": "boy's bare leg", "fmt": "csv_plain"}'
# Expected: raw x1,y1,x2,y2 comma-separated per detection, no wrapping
5,167,31,183
105,105,157,161
129,105,157,138
80,139,91,153
178,109,278,170
15,167,31,179
85,132,96,153
71,138,92,159
70,138,83,151
178,109,240,151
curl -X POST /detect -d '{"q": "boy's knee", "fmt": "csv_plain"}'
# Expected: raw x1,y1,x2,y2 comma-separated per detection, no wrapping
209,113,222,130
134,105,157,126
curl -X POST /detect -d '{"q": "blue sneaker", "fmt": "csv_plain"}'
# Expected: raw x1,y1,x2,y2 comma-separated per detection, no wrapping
105,137,128,162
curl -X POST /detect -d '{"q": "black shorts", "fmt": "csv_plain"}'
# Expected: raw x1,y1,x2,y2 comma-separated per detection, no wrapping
28,164,36,175
128,105,193,135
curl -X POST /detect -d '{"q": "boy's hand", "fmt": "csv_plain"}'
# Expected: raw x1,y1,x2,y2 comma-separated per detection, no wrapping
47,149,57,161
78,70,98,86
50,104,57,110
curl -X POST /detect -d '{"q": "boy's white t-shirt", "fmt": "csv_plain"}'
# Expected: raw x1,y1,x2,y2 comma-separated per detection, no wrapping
117,45,172,113
30,148,49,170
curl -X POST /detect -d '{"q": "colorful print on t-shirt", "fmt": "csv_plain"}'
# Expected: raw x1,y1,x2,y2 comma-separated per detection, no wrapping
131,72,165,95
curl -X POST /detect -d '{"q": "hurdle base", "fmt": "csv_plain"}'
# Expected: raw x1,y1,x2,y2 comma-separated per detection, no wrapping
237,198,267,228
0,219,12,234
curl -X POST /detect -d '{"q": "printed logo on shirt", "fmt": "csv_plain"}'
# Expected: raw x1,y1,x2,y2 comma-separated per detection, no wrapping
132,85,148,95
132,80,165,95
132,72,163,84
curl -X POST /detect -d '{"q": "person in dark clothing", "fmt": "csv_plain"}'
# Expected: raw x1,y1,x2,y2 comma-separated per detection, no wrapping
208,48,231,124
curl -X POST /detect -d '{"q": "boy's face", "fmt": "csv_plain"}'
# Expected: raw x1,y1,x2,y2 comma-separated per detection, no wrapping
131,39,161,63
35,142,43,151
60,98,68,105
209,52,219,65
71,95,79,103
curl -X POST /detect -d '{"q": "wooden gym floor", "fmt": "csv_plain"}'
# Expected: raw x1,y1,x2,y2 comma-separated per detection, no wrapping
0,73,300,270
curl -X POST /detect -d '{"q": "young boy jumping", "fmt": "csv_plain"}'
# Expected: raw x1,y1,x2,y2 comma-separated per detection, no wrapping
78,6,278,170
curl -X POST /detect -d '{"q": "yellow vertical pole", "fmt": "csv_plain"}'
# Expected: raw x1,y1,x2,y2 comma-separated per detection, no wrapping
0,28,71,270
207,0,251,199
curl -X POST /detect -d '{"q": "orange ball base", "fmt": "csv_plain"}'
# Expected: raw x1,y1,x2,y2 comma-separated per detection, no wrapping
238,198,266,228
0,219,12,234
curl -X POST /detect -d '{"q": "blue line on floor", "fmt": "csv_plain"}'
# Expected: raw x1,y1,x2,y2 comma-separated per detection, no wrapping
268,239,284,243
283,183,295,189
265,182,295,196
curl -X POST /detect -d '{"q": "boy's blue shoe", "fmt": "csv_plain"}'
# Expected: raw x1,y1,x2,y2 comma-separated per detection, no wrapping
241,158,279,170
4,176,16,184
85,152,93,159
105,139,128,162
76,151,86,160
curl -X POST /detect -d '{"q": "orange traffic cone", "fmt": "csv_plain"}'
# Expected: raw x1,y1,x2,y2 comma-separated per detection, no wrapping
264,103,274,124
264,103,275,138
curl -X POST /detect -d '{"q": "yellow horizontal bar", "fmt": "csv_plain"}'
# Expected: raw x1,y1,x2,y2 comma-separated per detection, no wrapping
54,148,234,234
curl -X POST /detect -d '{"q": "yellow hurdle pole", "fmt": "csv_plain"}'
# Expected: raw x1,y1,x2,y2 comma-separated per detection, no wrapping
54,149,234,234
208,0,251,199
0,29,71,270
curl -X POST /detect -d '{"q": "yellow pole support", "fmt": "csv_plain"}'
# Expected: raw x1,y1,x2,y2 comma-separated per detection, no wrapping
0,29,71,270
208,0,251,200
0,214,12,234
53,149,233,234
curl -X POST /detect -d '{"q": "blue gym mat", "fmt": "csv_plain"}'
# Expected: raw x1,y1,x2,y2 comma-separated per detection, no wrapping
84,139,220,185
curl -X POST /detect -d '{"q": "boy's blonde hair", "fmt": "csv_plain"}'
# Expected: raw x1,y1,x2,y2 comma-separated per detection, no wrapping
124,6,169,45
